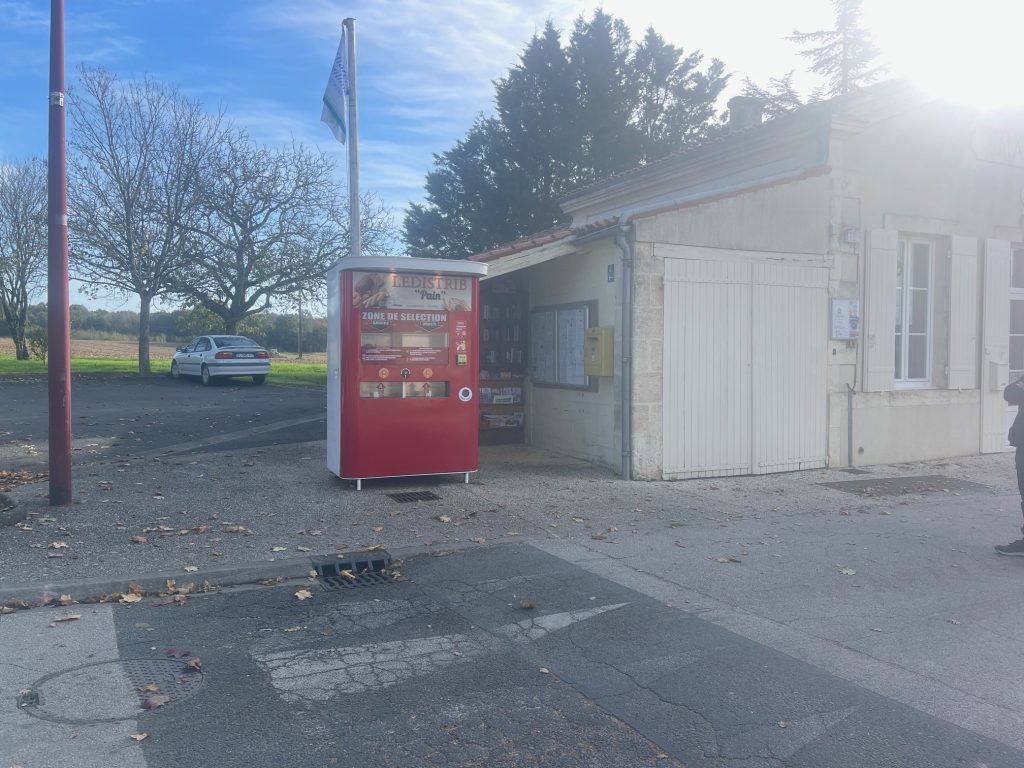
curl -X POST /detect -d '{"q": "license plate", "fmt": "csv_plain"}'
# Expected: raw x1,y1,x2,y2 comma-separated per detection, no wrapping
236,353,254,358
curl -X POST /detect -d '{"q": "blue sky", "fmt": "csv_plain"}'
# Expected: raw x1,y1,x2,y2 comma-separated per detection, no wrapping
2,0,1021,310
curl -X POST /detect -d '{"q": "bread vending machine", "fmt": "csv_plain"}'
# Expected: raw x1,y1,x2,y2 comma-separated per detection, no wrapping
326,256,488,489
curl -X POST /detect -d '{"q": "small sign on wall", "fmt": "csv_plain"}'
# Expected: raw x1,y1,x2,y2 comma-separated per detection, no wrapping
831,298,860,340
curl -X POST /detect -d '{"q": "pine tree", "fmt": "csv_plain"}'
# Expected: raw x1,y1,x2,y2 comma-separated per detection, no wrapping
740,72,804,119
788,0,882,98
403,11,728,259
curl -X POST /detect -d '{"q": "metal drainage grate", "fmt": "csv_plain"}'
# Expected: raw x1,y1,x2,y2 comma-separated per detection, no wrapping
312,550,394,591
320,571,394,590
387,490,441,503
121,658,206,707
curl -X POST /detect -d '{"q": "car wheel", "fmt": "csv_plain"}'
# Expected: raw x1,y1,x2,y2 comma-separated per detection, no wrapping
201,365,213,386
170,361,180,380
252,374,267,386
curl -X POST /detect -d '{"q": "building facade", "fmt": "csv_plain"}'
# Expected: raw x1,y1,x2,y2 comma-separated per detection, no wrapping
471,82,1024,480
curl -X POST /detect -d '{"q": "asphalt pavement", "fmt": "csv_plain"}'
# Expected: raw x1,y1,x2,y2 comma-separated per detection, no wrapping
5,375,1024,765
4,543,1021,768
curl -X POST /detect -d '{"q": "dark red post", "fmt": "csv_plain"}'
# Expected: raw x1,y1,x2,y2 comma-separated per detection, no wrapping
47,0,72,506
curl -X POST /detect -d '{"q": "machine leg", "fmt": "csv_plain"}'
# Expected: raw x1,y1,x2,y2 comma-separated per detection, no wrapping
464,472,469,484
356,478,362,491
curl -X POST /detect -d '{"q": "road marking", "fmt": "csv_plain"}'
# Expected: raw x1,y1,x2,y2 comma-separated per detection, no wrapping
0,606,147,767
253,603,629,702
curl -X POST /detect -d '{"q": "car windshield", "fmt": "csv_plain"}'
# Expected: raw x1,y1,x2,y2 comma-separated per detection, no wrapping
213,336,258,348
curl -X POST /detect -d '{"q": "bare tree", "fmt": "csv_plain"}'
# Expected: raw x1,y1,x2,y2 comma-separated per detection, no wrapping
0,159,47,360
69,66,222,374
175,129,393,333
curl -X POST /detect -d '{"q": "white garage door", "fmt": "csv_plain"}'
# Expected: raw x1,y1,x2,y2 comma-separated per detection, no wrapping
663,257,828,479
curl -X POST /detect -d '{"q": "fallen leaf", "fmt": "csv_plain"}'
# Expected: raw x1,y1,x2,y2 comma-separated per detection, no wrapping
185,657,202,672
948,618,961,625
119,594,143,604
837,567,857,576
716,556,742,563
307,570,318,579
130,536,147,544
283,626,305,633
165,647,191,658
367,544,386,552
519,600,536,610
139,683,160,693
371,526,384,533
591,533,608,541
183,566,199,573
221,524,251,534
271,546,287,552
127,583,145,595
571,516,585,523
49,541,69,549
470,537,486,544
46,552,64,558
296,545,311,552
51,614,81,623
339,570,355,581
294,589,313,601
192,525,208,534
436,515,452,523
130,733,148,742
870,627,884,632
778,720,788,729
538,667,550,674
141,694,170,709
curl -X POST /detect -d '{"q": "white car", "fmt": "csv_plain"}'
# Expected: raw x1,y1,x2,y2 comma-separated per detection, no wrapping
170,335,271,386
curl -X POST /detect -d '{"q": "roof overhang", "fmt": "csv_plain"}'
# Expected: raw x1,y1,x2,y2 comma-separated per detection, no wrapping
476,237,577,279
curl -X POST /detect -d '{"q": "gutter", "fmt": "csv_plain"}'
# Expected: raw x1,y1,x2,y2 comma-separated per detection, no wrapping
614,224,634,481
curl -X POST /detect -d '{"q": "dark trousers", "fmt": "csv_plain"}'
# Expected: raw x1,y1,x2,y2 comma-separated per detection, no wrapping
1017,448,1024,532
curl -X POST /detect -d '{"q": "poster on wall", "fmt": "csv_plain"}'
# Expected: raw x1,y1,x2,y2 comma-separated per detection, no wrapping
831,298,860,340
530,311,556,383
557,308,587,385
352,271,472,311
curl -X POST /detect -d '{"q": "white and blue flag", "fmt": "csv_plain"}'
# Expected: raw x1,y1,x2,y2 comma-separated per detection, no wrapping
321,28,349,144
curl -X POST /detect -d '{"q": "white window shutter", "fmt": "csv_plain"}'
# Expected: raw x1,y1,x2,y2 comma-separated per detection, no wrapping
981,239,1011,453
863,229,898,392
947,236,979,389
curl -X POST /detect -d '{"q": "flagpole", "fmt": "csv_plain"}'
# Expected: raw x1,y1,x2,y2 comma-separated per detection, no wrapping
344,17,360,260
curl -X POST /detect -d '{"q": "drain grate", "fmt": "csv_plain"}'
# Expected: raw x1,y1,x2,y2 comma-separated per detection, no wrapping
387,490,441,503
312,550,394,591
320,571,394,590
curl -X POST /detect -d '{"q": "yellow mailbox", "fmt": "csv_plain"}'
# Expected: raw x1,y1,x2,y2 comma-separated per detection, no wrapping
584,326,614,377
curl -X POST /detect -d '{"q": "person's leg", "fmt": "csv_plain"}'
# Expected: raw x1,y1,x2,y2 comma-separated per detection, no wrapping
1016,448,1024,536
996,449,1024,554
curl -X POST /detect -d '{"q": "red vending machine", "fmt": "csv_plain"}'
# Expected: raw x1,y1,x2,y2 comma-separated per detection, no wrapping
326,256,488,489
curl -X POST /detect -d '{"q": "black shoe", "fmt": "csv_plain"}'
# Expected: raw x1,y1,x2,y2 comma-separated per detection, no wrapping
995,539,1024,556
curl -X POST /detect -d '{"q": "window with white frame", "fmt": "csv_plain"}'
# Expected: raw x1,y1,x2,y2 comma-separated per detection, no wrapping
1010,246,1024,382
894,239,933,384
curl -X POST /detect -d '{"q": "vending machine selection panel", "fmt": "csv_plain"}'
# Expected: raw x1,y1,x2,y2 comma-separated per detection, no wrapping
326,257,487,487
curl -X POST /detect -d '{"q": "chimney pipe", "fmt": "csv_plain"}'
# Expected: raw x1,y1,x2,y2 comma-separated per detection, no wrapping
727,96,763,132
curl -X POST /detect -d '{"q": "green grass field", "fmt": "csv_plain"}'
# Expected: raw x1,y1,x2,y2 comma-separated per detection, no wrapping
0,355,327,388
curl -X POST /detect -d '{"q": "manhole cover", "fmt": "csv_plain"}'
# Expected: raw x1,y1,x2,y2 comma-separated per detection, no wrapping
818,474,987,497
387,490,441,503
19,658,205,724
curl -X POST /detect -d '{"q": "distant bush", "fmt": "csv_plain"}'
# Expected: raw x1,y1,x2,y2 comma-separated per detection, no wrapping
26,326,47,362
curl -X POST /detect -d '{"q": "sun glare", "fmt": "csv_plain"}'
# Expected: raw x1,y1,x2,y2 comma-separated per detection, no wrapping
864,0,1024,108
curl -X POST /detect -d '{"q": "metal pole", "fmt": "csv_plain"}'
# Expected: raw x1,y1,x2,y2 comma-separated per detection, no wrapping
343,17,360,260
47,0,72,506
